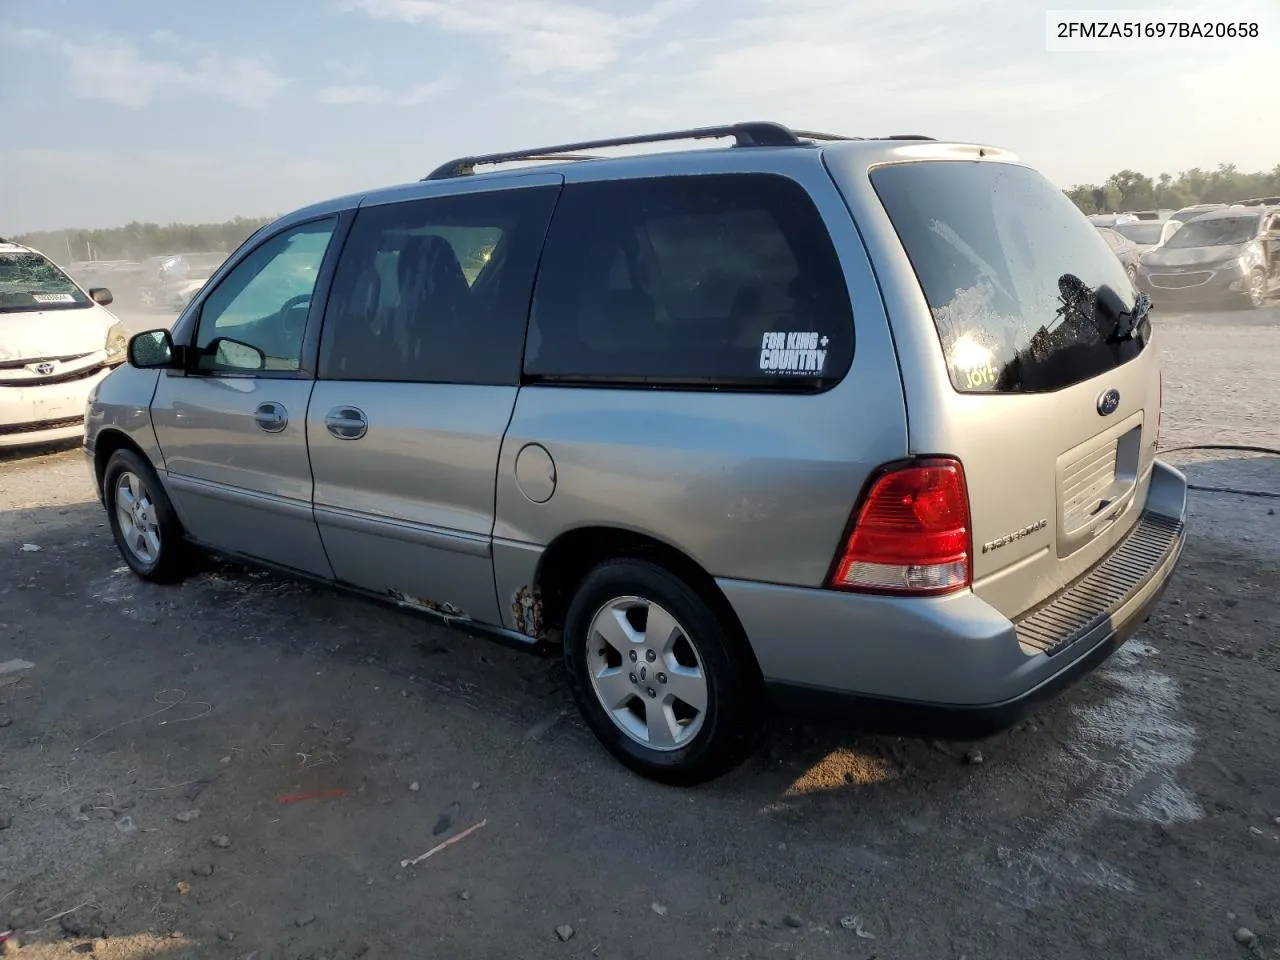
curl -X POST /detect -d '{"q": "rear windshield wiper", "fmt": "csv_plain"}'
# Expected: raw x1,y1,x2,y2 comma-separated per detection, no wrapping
1106,291,1151,343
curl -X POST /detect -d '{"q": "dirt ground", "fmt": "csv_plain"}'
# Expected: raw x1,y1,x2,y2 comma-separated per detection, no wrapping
1,307,1278,960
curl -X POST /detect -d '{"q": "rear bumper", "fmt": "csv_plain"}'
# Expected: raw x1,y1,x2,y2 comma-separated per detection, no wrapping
720,459,1188,738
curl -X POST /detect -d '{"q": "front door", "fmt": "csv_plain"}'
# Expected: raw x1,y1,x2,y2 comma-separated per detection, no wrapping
305,176,562,626
150,216,341,577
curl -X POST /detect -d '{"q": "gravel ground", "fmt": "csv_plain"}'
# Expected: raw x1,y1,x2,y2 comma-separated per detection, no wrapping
1,306,1277,960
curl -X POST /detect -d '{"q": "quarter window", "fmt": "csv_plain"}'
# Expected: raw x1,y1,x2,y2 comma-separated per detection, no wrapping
194,218,337,373
525,174,854,390
318,186,560,385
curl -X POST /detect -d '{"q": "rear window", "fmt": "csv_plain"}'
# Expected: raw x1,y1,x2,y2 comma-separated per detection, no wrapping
525,173,853,391
871,161,1148,395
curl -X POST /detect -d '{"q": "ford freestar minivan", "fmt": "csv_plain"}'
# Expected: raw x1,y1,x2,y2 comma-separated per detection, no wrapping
84,123,1187,784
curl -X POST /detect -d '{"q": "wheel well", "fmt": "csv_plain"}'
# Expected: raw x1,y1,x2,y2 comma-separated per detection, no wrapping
533,527,761,678
93,429,148,495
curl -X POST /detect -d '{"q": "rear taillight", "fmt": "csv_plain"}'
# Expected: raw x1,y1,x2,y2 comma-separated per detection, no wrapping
828,458,971,596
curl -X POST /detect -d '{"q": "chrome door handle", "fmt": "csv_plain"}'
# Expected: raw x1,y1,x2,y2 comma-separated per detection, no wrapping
253,402,288,433
325,406,368,440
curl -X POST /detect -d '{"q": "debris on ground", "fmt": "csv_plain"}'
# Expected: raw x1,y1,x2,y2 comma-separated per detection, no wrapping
295,912,316,927
176,882,191,895
1234,927,1257,946
433,800,461,836
555,925,575,942
784,913,803,928
19,544,41,553
0,814,12,830
210,834,232,848
459,890,471,901
840,916,875,939
115,815,137,833
964,749,985,765
409,781,420,792
651,902,667,916
174,809,200,823
0,659,35,675
400,818,488,868
0,718,11,729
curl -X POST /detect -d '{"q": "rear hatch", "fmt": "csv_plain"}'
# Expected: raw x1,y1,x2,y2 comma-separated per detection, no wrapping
835,153,1161,621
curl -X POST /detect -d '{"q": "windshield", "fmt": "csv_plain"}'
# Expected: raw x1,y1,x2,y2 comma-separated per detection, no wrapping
1164,216,1257,248
1114,222,1165,245
872,160,1147,395
0,252,92,313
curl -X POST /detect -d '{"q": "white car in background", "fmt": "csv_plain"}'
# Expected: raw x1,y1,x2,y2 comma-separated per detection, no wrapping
162,277,208,311
1111,218,1184,254
0,238,128,448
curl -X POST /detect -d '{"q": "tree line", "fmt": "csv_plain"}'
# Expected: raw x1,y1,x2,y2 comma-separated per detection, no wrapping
8,160,1279,262
10,216,278,264
1063,163,1280,214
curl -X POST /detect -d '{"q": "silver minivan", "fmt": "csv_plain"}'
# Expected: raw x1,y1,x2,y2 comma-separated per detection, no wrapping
85,123,1187,784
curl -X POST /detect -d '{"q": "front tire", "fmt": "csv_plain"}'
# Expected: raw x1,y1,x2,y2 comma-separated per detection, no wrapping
103,449,189,583
563,559,762,785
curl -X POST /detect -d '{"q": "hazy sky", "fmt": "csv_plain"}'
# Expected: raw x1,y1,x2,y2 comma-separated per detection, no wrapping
1,0,1276,233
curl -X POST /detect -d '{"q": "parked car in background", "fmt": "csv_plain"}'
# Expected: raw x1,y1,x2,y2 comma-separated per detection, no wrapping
1237,196,1280,208
1095,226,1144,283
0,238,128,448
1112,218,1183,254
162,277,208,311
1137,205,1280,309
84,121,1186,784
1170,203,1227,223
1124,209,1174,221
1089,213,1139,227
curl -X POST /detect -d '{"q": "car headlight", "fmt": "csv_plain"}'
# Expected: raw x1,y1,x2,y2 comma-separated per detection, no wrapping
105,322,128,364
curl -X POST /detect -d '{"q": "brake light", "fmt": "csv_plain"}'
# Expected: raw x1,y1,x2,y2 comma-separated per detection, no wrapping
828,458,971,596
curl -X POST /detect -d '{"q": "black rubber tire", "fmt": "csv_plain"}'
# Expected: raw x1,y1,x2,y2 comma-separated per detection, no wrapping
103,448,190,583
563,559,763,786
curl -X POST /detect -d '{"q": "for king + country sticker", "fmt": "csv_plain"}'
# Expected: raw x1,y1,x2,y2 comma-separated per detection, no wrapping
759,331,828,375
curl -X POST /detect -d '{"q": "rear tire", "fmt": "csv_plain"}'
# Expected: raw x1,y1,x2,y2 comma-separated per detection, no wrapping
563,559,763,785
103,448,189,583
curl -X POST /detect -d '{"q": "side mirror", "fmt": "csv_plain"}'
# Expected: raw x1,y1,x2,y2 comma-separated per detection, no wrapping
205,337,266,372
128,329,177,369
89,287,114,306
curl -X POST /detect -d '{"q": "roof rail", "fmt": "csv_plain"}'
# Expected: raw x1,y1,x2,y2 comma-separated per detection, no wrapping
884,134,936,140
422,121,814,180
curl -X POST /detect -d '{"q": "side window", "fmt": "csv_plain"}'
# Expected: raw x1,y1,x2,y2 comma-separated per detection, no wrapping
525,174,854,390
194,217,337,373
318,185,560,385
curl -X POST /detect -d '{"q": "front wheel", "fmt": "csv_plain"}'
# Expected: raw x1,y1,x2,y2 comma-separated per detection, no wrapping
563,559,763,785
103,449,189,583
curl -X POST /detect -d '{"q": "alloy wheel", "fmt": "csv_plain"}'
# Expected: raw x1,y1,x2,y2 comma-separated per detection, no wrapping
115,471,162,565
585,596,708,751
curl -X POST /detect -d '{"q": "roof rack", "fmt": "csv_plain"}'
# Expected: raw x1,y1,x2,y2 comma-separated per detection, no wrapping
422,121,855,180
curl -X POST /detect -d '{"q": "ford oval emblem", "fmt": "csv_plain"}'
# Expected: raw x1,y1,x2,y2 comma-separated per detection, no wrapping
1097,388,1120,416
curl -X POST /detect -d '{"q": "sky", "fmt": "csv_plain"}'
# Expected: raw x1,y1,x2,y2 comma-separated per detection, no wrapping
1,0,1276,233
